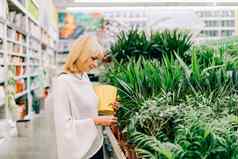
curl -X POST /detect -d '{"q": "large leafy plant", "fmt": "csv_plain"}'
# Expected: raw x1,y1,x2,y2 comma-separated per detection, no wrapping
125,94,238,159
109,29,193,63
150,30,193,63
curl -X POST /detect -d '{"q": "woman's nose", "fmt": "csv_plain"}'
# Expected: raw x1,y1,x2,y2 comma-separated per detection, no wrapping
92,61,97,68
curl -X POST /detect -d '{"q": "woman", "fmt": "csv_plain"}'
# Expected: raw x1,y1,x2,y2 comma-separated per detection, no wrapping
53,35,117,159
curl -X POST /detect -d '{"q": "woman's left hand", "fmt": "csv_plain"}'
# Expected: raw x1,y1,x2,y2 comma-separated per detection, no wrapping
111,101,119,112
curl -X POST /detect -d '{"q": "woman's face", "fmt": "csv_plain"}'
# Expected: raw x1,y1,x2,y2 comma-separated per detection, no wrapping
78,53,103,73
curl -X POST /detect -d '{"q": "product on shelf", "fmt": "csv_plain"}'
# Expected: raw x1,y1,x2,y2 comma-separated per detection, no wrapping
0,66,5,82
9,55,25,64
0,85,5,107
0,23,4,38
30,57,40,65
17,0,26,6
0,39,3,50
27,66,39,75
7,27,27,44
7,11,27,32
30,76,39,89
30,38,39,49
31,91,40,114
0,53,4,64
0,0,6,19
7,27,14,39
15,66,25,76
16,96,26,120
29,20,40,39
15,79,26,93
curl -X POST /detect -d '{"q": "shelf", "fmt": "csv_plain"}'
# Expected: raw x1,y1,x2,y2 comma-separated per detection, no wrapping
29,48,40,52
28,14,39,26
15,90,27,99
7,39,27,47
0,17,6,24
29,64,40,67
30,73,39,77
15,75,27,80
10,52,26,57
8,0,27,13
31,86,39,91
9,63,26,66
48,46,56,51
29,55,40,59
7,23,27,35
30,35,41,42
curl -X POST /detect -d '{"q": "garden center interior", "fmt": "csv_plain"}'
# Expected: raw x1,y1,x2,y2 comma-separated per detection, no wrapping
1,0,238,159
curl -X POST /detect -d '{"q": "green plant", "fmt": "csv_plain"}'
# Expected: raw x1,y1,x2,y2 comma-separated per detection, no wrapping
124,94,238,159
109,29,193,63
151,30,193,63
110,29,151,62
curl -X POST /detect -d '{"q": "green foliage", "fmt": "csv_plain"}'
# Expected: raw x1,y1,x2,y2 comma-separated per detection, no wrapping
109,29,152,62
101,31,238,159
109,29,193,63
125,94,238,159
150,30,193,63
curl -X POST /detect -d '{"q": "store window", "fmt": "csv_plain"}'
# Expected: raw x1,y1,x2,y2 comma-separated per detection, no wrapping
231,10,235,17
115,11,121,18
221,30,235,37
221,20,235,27
204,20,219,27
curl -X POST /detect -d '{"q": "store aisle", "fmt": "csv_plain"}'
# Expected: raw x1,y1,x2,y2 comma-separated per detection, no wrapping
0,111,57,159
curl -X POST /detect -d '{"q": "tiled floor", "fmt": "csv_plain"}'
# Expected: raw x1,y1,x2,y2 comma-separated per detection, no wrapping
0,111,57,159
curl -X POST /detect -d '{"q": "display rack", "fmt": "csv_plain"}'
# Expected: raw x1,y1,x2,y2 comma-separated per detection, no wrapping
0,0,58,140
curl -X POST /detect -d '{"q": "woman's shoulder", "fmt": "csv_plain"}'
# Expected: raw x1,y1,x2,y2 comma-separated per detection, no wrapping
54,73,72,84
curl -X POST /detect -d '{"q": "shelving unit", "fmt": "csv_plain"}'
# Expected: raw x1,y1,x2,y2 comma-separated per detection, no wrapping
0,0,58,142
15,90,27,99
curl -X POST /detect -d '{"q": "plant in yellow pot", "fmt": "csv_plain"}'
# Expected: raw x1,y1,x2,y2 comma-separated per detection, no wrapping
93,84,117,116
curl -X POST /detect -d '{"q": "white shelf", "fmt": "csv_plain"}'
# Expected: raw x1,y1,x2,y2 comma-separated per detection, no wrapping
0,0,57,122
15,75,27,80
28,14,39,26
29,64,40,67
7,39,27,47
30,35,41,42
7,23,27,35
9,63,27,66
30,73,39,77
9,52,26,57
15,90,27,99
31,86,39,91
8,0,27,14
29,55,41,59
0,17,6,24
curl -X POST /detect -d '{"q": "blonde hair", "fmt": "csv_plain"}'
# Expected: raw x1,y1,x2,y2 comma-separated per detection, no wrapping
64,35,104,73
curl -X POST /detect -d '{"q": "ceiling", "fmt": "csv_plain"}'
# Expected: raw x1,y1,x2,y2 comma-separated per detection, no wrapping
53,0,238,10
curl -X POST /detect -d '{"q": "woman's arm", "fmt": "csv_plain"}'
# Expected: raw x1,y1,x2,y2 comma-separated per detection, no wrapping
53,77,99,159
93,116,117,126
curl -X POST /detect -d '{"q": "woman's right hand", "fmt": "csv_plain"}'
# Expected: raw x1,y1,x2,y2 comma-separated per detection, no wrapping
93,116,117,126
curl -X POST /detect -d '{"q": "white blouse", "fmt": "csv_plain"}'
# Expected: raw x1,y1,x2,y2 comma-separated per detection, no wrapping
53,73,103,159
